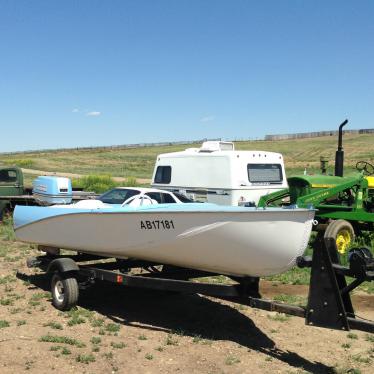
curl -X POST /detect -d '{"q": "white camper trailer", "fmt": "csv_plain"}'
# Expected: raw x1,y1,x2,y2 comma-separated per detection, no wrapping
151,141,288,206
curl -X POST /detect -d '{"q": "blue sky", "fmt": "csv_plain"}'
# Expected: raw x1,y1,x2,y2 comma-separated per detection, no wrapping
1,1,373,152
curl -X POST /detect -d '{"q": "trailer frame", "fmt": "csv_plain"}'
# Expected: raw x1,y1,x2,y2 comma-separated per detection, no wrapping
27,236,374,334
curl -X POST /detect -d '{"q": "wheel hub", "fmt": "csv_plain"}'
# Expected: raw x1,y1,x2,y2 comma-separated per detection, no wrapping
336,230,351,254
54,280,65,302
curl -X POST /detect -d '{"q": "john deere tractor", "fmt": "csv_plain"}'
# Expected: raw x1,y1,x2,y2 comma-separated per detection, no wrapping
258,120,374,256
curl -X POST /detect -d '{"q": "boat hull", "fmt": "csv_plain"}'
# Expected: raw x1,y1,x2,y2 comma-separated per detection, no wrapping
14,205,314,277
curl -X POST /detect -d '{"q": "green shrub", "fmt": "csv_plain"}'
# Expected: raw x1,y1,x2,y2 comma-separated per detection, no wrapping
0,320,10,328
39,335,85,347
123,177,137,187
4,159,34,168
72,175,118,193
0,216,16,241
76,354,95,364
105,323,120,333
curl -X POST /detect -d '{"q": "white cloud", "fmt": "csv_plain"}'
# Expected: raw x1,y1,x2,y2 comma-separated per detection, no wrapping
200,115,215,123
72,108,79,113
86,111,101,117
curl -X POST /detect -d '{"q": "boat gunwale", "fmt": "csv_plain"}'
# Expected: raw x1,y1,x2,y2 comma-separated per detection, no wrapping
14,207,315,231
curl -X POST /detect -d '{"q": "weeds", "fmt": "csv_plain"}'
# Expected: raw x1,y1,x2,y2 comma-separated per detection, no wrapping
273,294,306,306
0,297,13,306
90,337,102,345
225,355,240,365
76,354,95,364
43,322,63,330
28,292,50,307
267,313,290,322
39,335,85,347
192,335,202,343
91,317,105,328
347,333,359,340
0,216,15,241
105,323,120,333
65,307,93,326
104,352,113,360
61,347,71,355
0,275,16,285
72,175,118,193
110,342,126,349
165,334,178,346
351,354,371,364
0,320,10,328
365,334,374,343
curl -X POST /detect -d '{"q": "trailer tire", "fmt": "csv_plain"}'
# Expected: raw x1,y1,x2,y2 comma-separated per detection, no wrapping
325,220,355,255
51,272,79,311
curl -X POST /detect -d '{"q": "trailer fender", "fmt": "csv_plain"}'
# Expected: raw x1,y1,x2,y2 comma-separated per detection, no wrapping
47,258,79,274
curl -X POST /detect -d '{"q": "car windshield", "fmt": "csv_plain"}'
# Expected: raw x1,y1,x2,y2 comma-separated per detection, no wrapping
172,192,195,203
98,188,140,204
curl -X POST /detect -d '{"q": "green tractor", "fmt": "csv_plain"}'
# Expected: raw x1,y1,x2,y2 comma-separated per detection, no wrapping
258,120,374,256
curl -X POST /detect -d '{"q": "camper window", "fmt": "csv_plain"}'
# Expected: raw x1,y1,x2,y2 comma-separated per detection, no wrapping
247,164,283,184
154,166,171,184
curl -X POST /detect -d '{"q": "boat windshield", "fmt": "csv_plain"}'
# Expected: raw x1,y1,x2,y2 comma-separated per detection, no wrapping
98,188,140,204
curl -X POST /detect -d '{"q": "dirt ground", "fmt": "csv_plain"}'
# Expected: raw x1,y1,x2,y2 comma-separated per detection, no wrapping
1,248,374,374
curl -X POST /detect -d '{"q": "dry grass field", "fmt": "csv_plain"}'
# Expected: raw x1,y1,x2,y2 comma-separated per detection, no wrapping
1,133,373,184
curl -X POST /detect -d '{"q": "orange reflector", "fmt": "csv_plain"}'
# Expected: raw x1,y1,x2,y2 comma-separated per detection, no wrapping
116,275,123,283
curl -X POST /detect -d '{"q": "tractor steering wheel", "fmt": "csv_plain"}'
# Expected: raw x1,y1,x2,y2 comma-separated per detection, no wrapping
356,161,374,176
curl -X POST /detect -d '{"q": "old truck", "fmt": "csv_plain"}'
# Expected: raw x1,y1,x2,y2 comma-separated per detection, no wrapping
258,120,374,255
0,165,94,219
0,166,32,219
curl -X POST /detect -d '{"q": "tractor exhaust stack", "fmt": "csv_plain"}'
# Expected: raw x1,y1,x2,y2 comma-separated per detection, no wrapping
335,119,348,177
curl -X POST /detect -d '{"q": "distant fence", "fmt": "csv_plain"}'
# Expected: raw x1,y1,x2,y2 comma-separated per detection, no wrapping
1,138,222,156
265,128,374,141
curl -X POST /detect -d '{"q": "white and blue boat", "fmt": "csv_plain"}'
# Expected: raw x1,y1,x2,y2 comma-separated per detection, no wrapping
13,201,314,277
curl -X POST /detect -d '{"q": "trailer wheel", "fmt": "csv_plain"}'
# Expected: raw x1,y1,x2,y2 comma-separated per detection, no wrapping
51,272,79,311
325,220,355,256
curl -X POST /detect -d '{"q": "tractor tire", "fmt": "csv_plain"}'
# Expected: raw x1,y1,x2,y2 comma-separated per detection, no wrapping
324,220,355,256
51,272,79,311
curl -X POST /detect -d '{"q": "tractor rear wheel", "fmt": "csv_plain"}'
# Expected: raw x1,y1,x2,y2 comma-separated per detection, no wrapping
324,220,355,258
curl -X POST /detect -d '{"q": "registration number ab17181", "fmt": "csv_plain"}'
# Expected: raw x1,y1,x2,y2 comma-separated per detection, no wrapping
140,220,175,230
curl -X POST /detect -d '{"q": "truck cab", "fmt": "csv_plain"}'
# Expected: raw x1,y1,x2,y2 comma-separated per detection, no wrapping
0,166,24,218
151,141,288,206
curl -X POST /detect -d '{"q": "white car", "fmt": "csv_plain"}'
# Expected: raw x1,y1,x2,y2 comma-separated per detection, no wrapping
97,187,193,206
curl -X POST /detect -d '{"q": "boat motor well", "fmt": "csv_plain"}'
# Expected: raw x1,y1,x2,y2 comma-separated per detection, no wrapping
151,141,288,206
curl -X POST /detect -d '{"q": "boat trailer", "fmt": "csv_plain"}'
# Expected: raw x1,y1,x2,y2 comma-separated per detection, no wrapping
27,235,374,334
